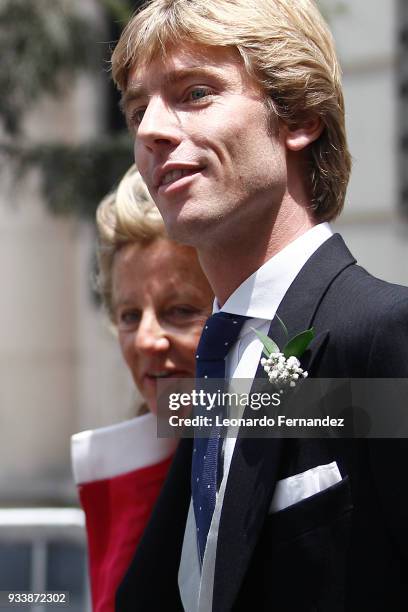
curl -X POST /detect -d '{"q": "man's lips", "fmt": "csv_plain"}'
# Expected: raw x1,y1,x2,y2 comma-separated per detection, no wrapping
153,163,204,189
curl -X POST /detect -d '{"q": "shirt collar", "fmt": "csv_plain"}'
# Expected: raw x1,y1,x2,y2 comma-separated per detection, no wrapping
213,222,333,320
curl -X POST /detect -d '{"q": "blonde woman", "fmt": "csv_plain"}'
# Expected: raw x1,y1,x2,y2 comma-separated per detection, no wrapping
71,165,212,612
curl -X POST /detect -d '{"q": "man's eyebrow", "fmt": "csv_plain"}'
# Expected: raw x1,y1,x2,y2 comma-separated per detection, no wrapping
121,65,228,111
121,83,148,113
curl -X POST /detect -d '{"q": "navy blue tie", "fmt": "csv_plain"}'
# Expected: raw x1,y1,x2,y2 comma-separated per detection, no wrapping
191,312,248,564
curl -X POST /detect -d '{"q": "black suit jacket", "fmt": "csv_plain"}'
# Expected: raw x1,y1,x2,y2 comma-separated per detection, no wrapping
116,235,408,612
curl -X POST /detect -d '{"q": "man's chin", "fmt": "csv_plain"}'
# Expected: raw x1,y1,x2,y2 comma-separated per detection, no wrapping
156,196,221,247
159,212,207,247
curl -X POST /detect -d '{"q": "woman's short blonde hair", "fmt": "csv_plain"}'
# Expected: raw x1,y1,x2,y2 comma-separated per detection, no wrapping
96,164,165,319
111,0,351,221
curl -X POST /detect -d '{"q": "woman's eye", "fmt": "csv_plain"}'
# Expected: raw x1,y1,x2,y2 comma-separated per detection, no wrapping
167,305,199,319
118,310,140,326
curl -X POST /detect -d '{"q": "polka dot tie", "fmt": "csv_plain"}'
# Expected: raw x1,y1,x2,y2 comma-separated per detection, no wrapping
191,312,248,564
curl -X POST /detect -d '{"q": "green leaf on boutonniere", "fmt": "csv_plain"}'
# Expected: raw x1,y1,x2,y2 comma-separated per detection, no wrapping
252,327,280,357
276,314,289,339
283,328,314,359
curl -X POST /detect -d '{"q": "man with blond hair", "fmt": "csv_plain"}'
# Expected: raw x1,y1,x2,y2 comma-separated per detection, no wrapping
111,1,408,610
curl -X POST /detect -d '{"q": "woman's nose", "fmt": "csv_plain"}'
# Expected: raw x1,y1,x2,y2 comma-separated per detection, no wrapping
134,313,170,353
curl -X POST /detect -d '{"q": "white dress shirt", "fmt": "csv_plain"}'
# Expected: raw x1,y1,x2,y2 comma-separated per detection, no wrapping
179,223,333,612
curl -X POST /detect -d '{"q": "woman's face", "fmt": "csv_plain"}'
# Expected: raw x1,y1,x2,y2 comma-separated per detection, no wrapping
112,238,213,413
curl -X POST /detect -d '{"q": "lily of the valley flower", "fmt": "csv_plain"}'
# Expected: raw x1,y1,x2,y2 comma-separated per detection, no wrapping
253,316,314,391
261,353,308,388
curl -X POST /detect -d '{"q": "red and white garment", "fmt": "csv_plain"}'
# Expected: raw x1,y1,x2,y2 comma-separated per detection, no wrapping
71,414,176,612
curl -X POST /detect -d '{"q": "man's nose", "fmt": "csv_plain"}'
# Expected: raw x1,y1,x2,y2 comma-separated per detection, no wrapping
135,312,170,354
137,95,181,151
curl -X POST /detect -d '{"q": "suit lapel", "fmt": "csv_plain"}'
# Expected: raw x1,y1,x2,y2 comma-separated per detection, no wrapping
213,234,356,612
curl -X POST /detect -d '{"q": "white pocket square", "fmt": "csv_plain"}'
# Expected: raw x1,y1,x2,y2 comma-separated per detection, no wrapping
269,461,342,513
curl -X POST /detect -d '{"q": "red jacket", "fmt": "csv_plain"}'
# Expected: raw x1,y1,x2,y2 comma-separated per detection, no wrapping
71,414,176,612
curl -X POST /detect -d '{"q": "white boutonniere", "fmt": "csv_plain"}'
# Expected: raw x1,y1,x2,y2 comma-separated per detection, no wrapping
253,316,314,390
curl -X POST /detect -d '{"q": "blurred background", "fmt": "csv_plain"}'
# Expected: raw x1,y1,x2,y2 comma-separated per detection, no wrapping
0,0,407,608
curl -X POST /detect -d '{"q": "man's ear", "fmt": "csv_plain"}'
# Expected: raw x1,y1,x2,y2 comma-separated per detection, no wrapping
284,115,324,151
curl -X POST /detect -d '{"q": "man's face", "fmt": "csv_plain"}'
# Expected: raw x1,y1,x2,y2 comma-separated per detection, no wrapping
124,44,287,248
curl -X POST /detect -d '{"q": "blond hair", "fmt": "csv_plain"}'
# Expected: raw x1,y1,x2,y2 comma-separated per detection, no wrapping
112,0,351,220
96,164,165,318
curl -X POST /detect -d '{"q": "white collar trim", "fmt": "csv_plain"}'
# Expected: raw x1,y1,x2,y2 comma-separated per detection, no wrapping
214,223,333,321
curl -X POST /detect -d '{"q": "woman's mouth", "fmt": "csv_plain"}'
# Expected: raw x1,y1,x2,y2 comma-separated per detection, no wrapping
145,370,190,380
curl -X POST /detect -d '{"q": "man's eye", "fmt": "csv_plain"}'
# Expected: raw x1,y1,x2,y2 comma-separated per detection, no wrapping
186,87,212,102
128,108,146,127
